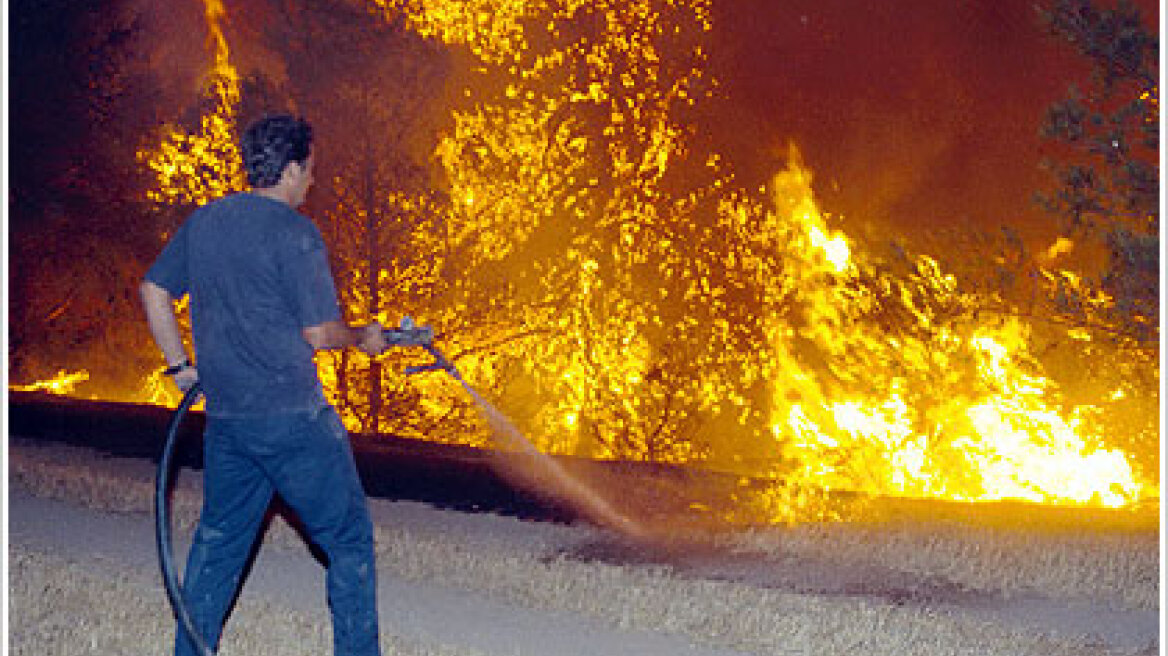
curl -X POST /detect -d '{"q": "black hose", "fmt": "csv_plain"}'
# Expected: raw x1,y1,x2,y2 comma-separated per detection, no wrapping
154,383,215,656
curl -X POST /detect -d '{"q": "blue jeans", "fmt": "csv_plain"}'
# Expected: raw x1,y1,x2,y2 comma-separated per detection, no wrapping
175,406,380,656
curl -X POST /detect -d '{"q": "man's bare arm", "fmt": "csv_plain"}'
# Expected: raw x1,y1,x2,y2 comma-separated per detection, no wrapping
140,280,191,367
140,280,200,391
302,321,388,355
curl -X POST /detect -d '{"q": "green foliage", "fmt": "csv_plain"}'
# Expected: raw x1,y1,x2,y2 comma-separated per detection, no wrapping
1035,0,1159,337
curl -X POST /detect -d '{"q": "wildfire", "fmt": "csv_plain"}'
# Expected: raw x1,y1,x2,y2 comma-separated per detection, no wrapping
141,369,185,408
10,370,91,395
114,0,1161,521
761,152,1144,511
365,0,1151,514
369,0,532,65
138,0,243,208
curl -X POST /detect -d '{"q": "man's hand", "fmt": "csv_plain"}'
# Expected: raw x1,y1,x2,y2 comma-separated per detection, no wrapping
356,322,389,356
173,366,200,393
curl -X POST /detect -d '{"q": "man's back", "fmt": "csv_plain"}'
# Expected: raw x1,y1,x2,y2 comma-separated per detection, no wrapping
146,193,341,415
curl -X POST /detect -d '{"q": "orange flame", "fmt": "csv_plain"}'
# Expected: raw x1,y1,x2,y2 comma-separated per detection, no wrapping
368,0,1153,516
138,0,243,207
762,151,1144,510
119,0,1156,522
10,370,91,395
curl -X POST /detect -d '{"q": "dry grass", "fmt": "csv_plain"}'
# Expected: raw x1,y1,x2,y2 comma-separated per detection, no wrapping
8,546,488,656
369,523,1148,655
9,439,1159,656
730,511,1158,610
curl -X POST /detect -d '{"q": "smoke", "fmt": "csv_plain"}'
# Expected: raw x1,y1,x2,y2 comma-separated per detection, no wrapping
121,0,1162,255
121,0,212,110
704,0,1159,253
120,0,291,120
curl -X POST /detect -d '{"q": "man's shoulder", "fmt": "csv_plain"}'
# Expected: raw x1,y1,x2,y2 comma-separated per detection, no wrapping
186,192,255,225
198,192,287,215
191,193,315,231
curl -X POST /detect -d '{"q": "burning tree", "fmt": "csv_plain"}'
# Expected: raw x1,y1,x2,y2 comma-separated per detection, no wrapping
139,0,245,211
1037,0,1159,336
373,0,776,465
262,0,454,436
1029,0,1159,477
361,0,1151,516
1031,0,1159,355
19,0,1153,520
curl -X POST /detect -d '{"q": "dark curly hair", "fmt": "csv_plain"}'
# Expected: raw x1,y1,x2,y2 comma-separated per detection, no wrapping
240,115,313,188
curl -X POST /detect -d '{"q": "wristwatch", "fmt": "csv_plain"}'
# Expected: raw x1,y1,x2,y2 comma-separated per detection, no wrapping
163,359,193,376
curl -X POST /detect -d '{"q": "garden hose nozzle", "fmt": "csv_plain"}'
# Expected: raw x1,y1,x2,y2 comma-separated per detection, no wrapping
382,316,434,347
382,317,462,381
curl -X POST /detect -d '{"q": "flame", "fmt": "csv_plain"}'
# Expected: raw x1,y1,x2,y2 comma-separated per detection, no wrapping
368,0,1151,514
140,369,185,408
369,0,532,65
371,0,724,462
1041,236,1075,262
761,153,1144,510
10,370,91,395
138,0,243,207
111,0,1160,522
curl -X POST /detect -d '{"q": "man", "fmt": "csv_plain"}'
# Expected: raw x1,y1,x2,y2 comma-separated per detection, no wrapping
141,114,387,656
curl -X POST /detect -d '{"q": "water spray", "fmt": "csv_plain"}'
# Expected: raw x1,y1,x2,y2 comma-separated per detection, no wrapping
386,318,645,536
156,318,645,654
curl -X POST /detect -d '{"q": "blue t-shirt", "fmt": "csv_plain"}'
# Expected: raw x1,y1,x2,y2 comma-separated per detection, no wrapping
145,193,342,416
